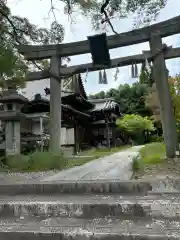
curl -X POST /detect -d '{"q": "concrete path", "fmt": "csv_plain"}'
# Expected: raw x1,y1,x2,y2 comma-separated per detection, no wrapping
43,146,143,182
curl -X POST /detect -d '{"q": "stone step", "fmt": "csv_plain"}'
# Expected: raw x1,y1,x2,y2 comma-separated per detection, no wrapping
1,178,180,196
149,179,180,193
0,217,179,239
0,193,180,219
0,180,152,195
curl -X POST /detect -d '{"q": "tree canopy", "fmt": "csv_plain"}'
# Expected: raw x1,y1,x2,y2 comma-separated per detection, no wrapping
0,0,65,89
89,82,152,116
116,113,155,144
0,0,169,89
54,0,167,32
145,75,180,123
2,0,168,44
139,63,154,87
116,114,155,133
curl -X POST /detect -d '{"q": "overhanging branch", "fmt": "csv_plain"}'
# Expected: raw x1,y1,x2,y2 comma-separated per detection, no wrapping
100,0,118,35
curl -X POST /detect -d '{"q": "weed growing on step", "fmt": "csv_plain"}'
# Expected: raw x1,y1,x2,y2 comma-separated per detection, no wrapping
132,155,141,172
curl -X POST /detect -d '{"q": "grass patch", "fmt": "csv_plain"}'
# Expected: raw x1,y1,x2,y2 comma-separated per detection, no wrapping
132,142,167,178
139,142,165,165
132,142,165,172
3,145,129,172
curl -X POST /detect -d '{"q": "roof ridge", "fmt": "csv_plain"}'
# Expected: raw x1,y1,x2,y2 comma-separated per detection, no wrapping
77,74,87,99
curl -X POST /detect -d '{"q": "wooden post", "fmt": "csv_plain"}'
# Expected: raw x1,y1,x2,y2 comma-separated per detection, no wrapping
50,55,62,152
40,117,43,152
149,36,178,158
74,120,80,155
105,119,111,149
112,123,116,147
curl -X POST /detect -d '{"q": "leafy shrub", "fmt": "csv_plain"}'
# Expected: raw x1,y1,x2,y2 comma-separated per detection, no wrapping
6,154,30,171
149,135,163,143
6,151,69,172
116,114,155,133
132,156,141,172
116,114,155,144
29,151,68,171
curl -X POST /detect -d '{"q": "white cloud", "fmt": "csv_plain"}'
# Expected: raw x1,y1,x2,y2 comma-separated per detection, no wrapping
7,0,180,98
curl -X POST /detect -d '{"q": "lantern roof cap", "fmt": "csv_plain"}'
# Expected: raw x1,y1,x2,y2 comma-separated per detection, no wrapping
0,87,29,103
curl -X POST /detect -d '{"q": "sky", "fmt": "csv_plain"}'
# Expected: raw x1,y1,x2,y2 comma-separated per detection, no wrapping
7,0,180,99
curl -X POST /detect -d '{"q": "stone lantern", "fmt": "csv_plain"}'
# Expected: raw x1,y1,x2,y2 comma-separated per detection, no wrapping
0,87,28,155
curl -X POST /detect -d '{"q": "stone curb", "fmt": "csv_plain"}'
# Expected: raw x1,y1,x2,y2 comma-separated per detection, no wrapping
0,181,152,195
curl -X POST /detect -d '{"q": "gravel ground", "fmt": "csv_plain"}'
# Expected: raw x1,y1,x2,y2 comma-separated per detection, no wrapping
0,171,58,184
134,158,180,181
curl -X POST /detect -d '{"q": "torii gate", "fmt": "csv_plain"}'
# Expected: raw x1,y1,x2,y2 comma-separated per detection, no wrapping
18,15,180,158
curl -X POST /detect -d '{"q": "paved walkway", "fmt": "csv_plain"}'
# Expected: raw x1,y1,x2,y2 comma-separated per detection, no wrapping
43,146,143,182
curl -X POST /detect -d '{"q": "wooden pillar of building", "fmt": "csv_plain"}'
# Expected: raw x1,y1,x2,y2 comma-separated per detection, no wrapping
149,36,178,158
39,117,43,152
74,120,80,155
112,123,116,147
50,55,62,152
105,119,110,149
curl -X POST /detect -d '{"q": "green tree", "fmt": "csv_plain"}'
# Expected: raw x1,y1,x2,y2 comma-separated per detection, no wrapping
116,114,155,133
89,82,152,116
139,63,154,87
3,0,167,38
169,75,180,124
1,0,169,89
145,83,161,122
145,75,180,123
63,0,167,32
89,91,106,99
106,88,119,98
119,82,151,116
1,0,168,90
0,0,65,89
116,114,155,144
0,44,27,89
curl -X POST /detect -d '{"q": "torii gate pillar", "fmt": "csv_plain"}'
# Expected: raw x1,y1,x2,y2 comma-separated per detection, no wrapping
150,35,178,158
50,55,62,152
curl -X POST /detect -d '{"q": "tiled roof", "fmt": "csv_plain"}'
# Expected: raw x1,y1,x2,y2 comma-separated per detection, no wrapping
89,98,119,111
